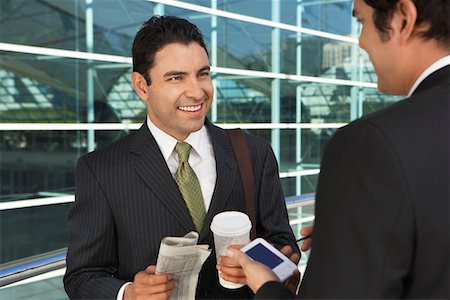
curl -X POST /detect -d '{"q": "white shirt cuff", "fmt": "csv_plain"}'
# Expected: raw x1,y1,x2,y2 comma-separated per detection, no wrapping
117,282,133,300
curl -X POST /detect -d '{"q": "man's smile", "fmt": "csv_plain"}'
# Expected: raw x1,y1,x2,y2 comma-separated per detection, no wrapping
178,104,202,112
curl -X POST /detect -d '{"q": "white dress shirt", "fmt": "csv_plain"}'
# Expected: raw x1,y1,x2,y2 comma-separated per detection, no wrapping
146,116,217,211
116,116,217,300
407,55,450,97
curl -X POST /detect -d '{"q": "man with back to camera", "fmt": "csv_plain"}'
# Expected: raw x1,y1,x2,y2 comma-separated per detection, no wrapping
224,0,449,298
63,15,300,299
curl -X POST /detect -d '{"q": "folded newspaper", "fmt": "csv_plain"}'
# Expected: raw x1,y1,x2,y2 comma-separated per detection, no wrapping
156,231,211,299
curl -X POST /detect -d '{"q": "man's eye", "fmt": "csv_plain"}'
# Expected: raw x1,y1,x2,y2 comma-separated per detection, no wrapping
199,72,210,78
169,76,182,81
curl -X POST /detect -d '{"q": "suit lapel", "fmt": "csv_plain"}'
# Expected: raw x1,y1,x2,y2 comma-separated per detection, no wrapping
200,121,238,240
130,123,195,232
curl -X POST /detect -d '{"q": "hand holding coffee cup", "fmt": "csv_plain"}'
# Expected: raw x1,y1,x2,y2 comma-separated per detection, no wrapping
210,211,252,289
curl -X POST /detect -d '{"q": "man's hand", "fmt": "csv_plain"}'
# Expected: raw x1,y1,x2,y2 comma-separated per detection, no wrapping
124,265,176,300
218,243,301,293
279,245,300,294
222,245,279,293
216,247,247,285
299,225,313,252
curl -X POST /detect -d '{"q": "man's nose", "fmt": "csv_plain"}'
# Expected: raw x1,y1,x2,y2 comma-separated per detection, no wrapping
184,78,205,100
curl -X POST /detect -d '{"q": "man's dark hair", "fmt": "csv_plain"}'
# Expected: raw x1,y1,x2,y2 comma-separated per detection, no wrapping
132,15,208,85
364,0,449,49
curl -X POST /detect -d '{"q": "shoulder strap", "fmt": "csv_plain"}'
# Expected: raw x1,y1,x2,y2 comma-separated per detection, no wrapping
227,129,257,240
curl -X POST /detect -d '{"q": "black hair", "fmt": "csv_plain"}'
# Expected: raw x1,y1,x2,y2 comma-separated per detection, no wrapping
132,15,208,85
364,0,449,49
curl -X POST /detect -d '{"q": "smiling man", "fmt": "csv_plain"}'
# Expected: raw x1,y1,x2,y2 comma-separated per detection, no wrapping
63,16,299,300
226,0,449,299
133,42,213,141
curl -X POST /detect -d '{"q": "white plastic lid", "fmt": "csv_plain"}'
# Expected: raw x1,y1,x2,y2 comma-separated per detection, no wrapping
210,211,252,236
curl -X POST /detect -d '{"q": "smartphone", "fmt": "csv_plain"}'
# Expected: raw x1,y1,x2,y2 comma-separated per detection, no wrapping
240,238,298,281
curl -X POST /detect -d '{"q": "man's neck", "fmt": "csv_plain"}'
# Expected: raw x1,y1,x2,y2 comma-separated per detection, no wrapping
400,40,450,95
407,54,450,96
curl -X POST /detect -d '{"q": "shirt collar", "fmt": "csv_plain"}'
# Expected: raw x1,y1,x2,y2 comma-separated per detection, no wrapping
408,55,450,97
146,116,208,161
184,125,209,159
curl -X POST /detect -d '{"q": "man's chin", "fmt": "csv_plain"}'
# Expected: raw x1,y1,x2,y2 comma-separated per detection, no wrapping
185,118,206,133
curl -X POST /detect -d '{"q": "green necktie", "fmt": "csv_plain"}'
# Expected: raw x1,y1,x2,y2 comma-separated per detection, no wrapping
175,142,206,232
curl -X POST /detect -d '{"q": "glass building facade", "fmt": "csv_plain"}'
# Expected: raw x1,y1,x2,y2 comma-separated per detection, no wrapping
0,0,399,296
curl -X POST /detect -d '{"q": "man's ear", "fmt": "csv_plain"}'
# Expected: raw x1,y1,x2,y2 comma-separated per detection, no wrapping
393,0,418,44
131,72,149,101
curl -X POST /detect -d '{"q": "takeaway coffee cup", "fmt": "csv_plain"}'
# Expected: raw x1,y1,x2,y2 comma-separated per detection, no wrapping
210,211,252,289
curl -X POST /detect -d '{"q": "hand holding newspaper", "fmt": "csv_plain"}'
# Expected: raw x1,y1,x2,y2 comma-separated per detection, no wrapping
155,231,211,299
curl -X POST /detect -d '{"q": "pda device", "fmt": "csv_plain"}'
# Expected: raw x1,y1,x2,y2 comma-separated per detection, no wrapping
240,238,298,281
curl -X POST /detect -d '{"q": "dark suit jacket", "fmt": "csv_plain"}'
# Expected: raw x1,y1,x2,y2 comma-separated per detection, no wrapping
256,66,449,299
63,120,298,299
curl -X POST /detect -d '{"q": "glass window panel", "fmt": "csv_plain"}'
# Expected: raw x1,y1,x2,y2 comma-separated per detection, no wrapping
0,0,83,51
182,0,211,6
0,203,70,263
0,275,67,299
0,130,129,201
296,0,354,36
216,18,272,72
0,53,148,124
217,0,272,20
213,75,395,124
1,130,77,200
98,68,146,123
236,129,323,194
278,127,337,171
281,174,318,198
92,0,155,56
0,53,82,122
214,75,272,123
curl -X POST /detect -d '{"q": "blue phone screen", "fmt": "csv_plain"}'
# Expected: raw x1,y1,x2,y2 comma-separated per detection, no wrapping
245,243,284,269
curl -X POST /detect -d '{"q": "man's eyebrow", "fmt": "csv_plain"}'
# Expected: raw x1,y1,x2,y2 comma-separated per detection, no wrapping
163,70,187,77
197,66,211,73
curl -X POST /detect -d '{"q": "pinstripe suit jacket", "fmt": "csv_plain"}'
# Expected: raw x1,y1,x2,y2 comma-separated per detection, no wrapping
63,119,298,299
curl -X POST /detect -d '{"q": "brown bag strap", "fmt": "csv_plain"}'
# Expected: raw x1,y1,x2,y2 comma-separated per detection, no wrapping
227,129,257,240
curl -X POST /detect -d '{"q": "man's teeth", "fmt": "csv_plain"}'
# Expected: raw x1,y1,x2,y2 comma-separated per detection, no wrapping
178,105,201,112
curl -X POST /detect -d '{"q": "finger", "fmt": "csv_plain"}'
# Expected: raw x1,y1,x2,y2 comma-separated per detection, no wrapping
285,269,300,294
280,245,300,264
218,255,241,267
146,274,174,286
136,286,175,299
145,280,177,294
300,225,313,236
228,244,245,250
145,265,172,277
226,247,253,268
136,272,173,287
280,245,293,257
289,252,300,264
219,271,248,285
132,277,176,298
145,265,156,274
301,238,312,252
218,264,246,278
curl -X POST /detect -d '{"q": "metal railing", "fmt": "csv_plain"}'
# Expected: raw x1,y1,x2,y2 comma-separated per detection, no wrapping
0,249,66,287
0,194,314,289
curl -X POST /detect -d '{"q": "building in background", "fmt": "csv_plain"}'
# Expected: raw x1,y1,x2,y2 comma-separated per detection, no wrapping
0,0,398,283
